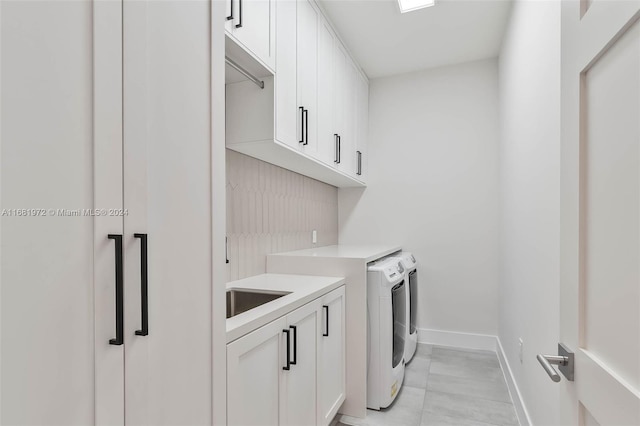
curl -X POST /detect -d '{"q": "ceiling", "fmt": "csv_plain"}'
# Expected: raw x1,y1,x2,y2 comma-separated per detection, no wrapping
318,0,513,79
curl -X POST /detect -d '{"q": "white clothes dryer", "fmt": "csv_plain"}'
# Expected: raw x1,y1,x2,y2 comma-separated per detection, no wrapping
367,257,406,410
388,252,418,364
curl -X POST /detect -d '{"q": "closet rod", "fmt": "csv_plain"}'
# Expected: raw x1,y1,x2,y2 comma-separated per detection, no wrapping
225,56,265,89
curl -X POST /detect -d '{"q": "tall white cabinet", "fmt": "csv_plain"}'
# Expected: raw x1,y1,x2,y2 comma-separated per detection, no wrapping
122,2,214,424
1,1,216,424
1,2,119,423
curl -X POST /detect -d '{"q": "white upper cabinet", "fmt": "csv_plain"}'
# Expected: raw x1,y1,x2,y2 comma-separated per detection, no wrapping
296,0,319,156
356,72,369,181
225,0,276,70
332,42,347,167
317,18,337,166
341,58,358,177
331,43,358,177
275,0,298,148
225,0,369,187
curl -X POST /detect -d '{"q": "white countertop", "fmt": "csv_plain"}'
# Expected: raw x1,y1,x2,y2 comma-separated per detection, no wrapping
226,273,345,343
269,244,401,263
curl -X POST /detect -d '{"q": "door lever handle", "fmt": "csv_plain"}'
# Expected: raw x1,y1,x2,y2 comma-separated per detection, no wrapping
536,355,566,382
537,343,574,382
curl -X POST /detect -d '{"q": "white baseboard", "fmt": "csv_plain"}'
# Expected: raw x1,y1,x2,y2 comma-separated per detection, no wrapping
417,328,531,426
495,338,532,426
417,328,497,351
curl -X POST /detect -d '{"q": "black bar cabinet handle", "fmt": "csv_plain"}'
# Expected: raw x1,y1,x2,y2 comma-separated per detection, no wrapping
299,107,305,144
283,329,291,370
334,134,339,163
289,325,297,365
337,135,341,164
304,109,308,146
134,233,149,336
108,234,124,346
226,0,234,20
357,151,362,176
323,305,329,337
235,0,243,28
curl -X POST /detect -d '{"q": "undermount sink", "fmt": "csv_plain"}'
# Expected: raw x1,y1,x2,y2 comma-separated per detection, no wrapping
226,288,291,319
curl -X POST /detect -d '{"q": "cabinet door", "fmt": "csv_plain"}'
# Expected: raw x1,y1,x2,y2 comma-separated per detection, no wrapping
339,59,357,177
355,74,369,182
226,0,275,70
0,1,124,424
296,0,318,155
316,18,336,165
318,287,346,426
332,43,347,167
123,2,213,425
281,299,320,426
227,317,287,426
275,0,298,148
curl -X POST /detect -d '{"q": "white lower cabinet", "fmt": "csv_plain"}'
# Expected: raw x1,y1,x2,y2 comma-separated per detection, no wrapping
227,286,345,426
318,287,346,425
281,300,319,426
227,316,286,426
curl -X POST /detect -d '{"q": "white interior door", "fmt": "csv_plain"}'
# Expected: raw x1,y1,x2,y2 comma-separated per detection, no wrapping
0,0,124,424
560,1,640,424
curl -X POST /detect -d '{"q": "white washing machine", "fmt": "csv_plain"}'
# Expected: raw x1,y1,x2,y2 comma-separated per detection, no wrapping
367,257,406,410
389,252,418,363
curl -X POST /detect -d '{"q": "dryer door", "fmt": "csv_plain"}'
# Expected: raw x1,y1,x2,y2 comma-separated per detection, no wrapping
408,270,418,334
391,281,406,368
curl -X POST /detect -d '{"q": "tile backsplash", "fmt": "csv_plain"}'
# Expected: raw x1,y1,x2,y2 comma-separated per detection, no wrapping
226,150,338,282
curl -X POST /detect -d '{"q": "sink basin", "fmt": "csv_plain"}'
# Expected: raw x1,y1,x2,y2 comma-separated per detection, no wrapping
226,288,291,319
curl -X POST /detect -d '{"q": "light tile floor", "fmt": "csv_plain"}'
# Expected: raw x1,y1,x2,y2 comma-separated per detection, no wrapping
335,344,519,426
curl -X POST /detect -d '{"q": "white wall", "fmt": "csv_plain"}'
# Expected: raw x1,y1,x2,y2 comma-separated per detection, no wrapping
339,58,500,336
498,0,561,424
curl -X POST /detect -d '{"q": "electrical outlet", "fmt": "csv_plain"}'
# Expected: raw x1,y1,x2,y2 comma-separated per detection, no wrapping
312,230,317,244
518,338,524,363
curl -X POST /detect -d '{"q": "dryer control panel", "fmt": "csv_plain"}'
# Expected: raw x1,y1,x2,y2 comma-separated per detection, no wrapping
384,263,402,281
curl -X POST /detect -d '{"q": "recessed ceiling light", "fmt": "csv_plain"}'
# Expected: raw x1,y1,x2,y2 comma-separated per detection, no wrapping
397,0,435,13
